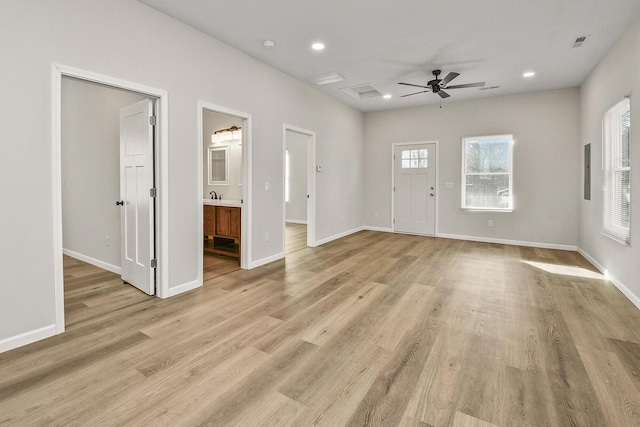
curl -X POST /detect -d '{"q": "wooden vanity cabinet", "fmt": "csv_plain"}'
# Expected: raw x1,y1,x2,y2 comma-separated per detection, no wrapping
203,205,216,236
203,205,241,261
215,206,241,238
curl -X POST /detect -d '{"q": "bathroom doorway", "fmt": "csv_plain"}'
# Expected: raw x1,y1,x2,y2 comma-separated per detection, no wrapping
198,102,252,285
283,125,316,254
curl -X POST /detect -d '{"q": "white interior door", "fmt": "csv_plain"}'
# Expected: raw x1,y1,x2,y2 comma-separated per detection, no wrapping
119,99,155,295
393,143,436,235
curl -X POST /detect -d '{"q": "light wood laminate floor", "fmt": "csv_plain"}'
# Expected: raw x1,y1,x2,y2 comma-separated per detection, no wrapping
1,231,640,426
286,222,307,254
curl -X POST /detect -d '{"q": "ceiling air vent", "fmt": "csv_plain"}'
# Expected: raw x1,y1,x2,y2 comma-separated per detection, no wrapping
306,72,345,86
479,86,500,91
571,35,590,48
340,84,383,100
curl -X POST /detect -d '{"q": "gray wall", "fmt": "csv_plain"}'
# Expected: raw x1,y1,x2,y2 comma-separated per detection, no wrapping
286,130,308,223
579,15,640,304
202,110,243,201
364,88,581,247
62,77,146,270
0,0,363,346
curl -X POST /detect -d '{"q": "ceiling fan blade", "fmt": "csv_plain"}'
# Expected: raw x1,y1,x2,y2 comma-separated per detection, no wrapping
398,82,430,89
445,81,485,89
437,90,451,99
440,72,460,86
400,90,431,97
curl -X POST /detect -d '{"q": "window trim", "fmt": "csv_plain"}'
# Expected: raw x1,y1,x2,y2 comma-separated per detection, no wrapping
602,97,631,245
461,134,514,212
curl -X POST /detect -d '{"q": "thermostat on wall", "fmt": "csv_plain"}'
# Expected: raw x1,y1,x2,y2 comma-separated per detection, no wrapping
317,165,323,172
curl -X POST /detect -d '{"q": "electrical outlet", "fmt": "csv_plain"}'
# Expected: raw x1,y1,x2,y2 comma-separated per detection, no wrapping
104,235,110,247
265,181,270,191
444,182,454,189
488,220,494,227
265,232,270,242
373,211,378,218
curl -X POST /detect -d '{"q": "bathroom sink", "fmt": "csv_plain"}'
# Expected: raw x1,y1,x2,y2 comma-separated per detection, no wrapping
203,199,242,207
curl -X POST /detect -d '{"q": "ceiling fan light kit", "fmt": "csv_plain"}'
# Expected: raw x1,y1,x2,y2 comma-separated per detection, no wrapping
399,69,486,100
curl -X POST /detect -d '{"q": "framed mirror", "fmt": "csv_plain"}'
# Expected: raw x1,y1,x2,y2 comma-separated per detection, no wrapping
208,145,229,185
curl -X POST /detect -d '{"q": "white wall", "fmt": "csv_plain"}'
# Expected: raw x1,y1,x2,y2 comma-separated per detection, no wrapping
62,77,147,271
364,88,581,247
0,0,363,349
202,110,243,201
579,15,640,306
286,130,308,223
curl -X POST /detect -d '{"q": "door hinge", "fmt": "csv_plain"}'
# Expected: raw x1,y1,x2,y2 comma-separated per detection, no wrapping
150,258,157,268
393,186,395,192
149,116,157,126
150,188,157,198
393,154,396,160
393,218,395,224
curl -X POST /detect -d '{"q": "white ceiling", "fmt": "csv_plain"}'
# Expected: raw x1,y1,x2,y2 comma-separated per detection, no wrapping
139,0,640,113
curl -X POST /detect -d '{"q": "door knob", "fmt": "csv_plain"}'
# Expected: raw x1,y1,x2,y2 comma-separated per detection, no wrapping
116,200,124,206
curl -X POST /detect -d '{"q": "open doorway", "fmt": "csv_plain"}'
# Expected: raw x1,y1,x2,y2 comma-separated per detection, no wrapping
52,64,169,334
61,78,158,294
198,102,252,286
283,125,316,254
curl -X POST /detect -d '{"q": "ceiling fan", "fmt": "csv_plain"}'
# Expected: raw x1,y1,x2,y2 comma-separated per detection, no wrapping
398,70,485,99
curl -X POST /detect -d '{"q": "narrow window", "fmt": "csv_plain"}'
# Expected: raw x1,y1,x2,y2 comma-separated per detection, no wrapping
462,135,513,210
285,149,290,203
603,97,631,245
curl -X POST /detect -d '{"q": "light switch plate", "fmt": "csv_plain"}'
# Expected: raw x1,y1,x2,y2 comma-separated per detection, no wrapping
444,182,454,189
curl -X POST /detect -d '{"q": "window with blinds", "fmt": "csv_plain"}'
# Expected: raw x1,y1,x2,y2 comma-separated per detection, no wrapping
602,97,631,245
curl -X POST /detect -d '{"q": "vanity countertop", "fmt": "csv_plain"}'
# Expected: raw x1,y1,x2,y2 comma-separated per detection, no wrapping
203,199,242,208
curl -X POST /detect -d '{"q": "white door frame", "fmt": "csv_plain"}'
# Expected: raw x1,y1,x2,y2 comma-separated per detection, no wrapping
197,102,252,283
283,124,316,248
391,141,439,236
52,64,170,334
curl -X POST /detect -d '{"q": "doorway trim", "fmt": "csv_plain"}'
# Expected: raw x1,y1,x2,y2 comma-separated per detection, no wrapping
197,102,252,285
391,140,439,236
52,64,170,334
283,124,316,249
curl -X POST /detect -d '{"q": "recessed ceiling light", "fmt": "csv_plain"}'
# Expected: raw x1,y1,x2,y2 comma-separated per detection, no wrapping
312,42,325,51
523,71,535,78
383,94,392,99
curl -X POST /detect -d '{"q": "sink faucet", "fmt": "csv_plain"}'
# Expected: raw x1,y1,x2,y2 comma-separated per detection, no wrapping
210,190,217,200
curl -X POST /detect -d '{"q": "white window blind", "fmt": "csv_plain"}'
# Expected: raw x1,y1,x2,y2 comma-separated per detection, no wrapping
602,97,631,245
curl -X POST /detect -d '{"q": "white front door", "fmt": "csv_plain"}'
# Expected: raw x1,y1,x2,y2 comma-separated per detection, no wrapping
393,143,437,235
119,99,155,295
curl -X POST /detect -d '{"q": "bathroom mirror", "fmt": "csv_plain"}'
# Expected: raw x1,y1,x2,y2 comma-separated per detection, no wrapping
208,145,229,185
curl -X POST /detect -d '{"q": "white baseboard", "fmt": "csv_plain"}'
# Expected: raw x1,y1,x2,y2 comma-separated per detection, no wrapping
63,248,121,275
578,247,640,311
165,279,201,298
363,226,393,233
436,233,578,251
249,252,285,269
315,226,365,246
285,219,308,225
0,324,57,354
